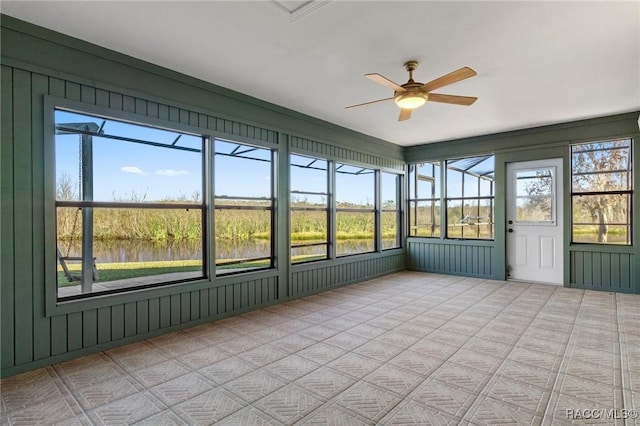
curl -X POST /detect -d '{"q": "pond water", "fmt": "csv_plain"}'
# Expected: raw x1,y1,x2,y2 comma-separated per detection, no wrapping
60,239,395,263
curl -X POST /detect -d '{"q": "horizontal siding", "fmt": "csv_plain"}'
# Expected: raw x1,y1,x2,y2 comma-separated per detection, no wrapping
407,240,494,279
291,253,406,298
570,250,634,291
291,136,404,171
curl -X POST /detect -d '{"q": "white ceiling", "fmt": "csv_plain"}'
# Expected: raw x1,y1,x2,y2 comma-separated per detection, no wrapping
2,1,639,146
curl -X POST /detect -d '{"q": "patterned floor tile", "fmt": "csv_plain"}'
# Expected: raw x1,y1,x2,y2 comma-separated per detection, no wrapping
263,354,320,381
105,341,170,372
72,375,143,410
482,375,551,414
409,378,477,418
328,352,382,379
508,347,563,371
132,409,185,425
54,353,125,390
448,348,504,373
463,337,513,358
393,322,437,339
147,331,208,357
297,402,374,425
238,344,290,368
1,367,69,411
379,398,461,425
254,384,325,424
225,369,287,403
562,358,623,388
323,332,370,351
299,325,341,341
297,342,347,365
388,351,443,377
365,315,404,330
555,373,623,408
432,362,492,394
354,340,405,363
347,324,388,340
199,357,257,384
217,335,269,355
334,381,402,422
363,364,424,397
185,323,243,344
87,391,166,425
544,391,626,426
375,329,422,349
173,388,245,424
294,366,357,398
3,394,85,425
149,371,214,406
271,334,318,354
408,338,460,360
496,360,558,390
178,345,230,369
464,395,542,425
215,406,284,425
322,317,361,331
132,359,190,388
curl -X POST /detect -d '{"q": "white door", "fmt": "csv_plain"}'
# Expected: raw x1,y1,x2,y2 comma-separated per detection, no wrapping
506,159,563,285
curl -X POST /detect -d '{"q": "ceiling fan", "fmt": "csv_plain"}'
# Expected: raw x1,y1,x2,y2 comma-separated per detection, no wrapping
345,61,478,121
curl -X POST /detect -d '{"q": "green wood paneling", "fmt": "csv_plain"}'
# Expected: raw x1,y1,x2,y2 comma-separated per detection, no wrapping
407,240,496,279
82,310,98,349
12,68,34,365
1,65,15,369
569,250,634,291
290,253,405,298
97,307,111,344
67,312,82,351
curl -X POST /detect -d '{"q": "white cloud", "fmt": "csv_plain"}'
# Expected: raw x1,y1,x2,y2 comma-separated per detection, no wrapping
121,166,146,175
155,169,189,177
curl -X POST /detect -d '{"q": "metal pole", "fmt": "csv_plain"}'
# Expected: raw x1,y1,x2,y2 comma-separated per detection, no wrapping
81,132,94,293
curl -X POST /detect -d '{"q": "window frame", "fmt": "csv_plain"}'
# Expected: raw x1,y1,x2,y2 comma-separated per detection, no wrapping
335,162,377,257
50,102,210,303
290,153,330,264
570,138,633,245
407,161,441,238
445,156,495,241
214,138,276,274
380,171,403,250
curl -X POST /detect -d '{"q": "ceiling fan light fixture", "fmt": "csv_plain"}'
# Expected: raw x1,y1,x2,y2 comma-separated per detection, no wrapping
394,92,427,109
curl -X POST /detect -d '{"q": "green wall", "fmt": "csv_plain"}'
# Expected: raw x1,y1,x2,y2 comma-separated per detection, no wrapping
0,15,405,378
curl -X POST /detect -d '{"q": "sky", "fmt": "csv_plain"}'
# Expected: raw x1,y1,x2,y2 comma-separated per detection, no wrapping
55,110,398,204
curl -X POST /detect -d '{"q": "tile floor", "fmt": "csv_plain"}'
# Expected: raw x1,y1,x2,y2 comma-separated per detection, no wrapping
2,271,639,425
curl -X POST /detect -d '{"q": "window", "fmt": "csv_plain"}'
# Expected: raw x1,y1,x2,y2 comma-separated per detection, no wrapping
408,162,441,237
335,163,375,256
445,156,494,240
290,154,329,263
381,172,402,249
55,109,205,300
215,140,274,273
515,168,555,223
571,139,632,245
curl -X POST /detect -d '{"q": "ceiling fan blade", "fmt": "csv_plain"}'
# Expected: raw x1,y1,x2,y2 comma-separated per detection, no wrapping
365,73,406,92
398,108,412,121
421,67,477,92
345,97,394,109
428,93,478,106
